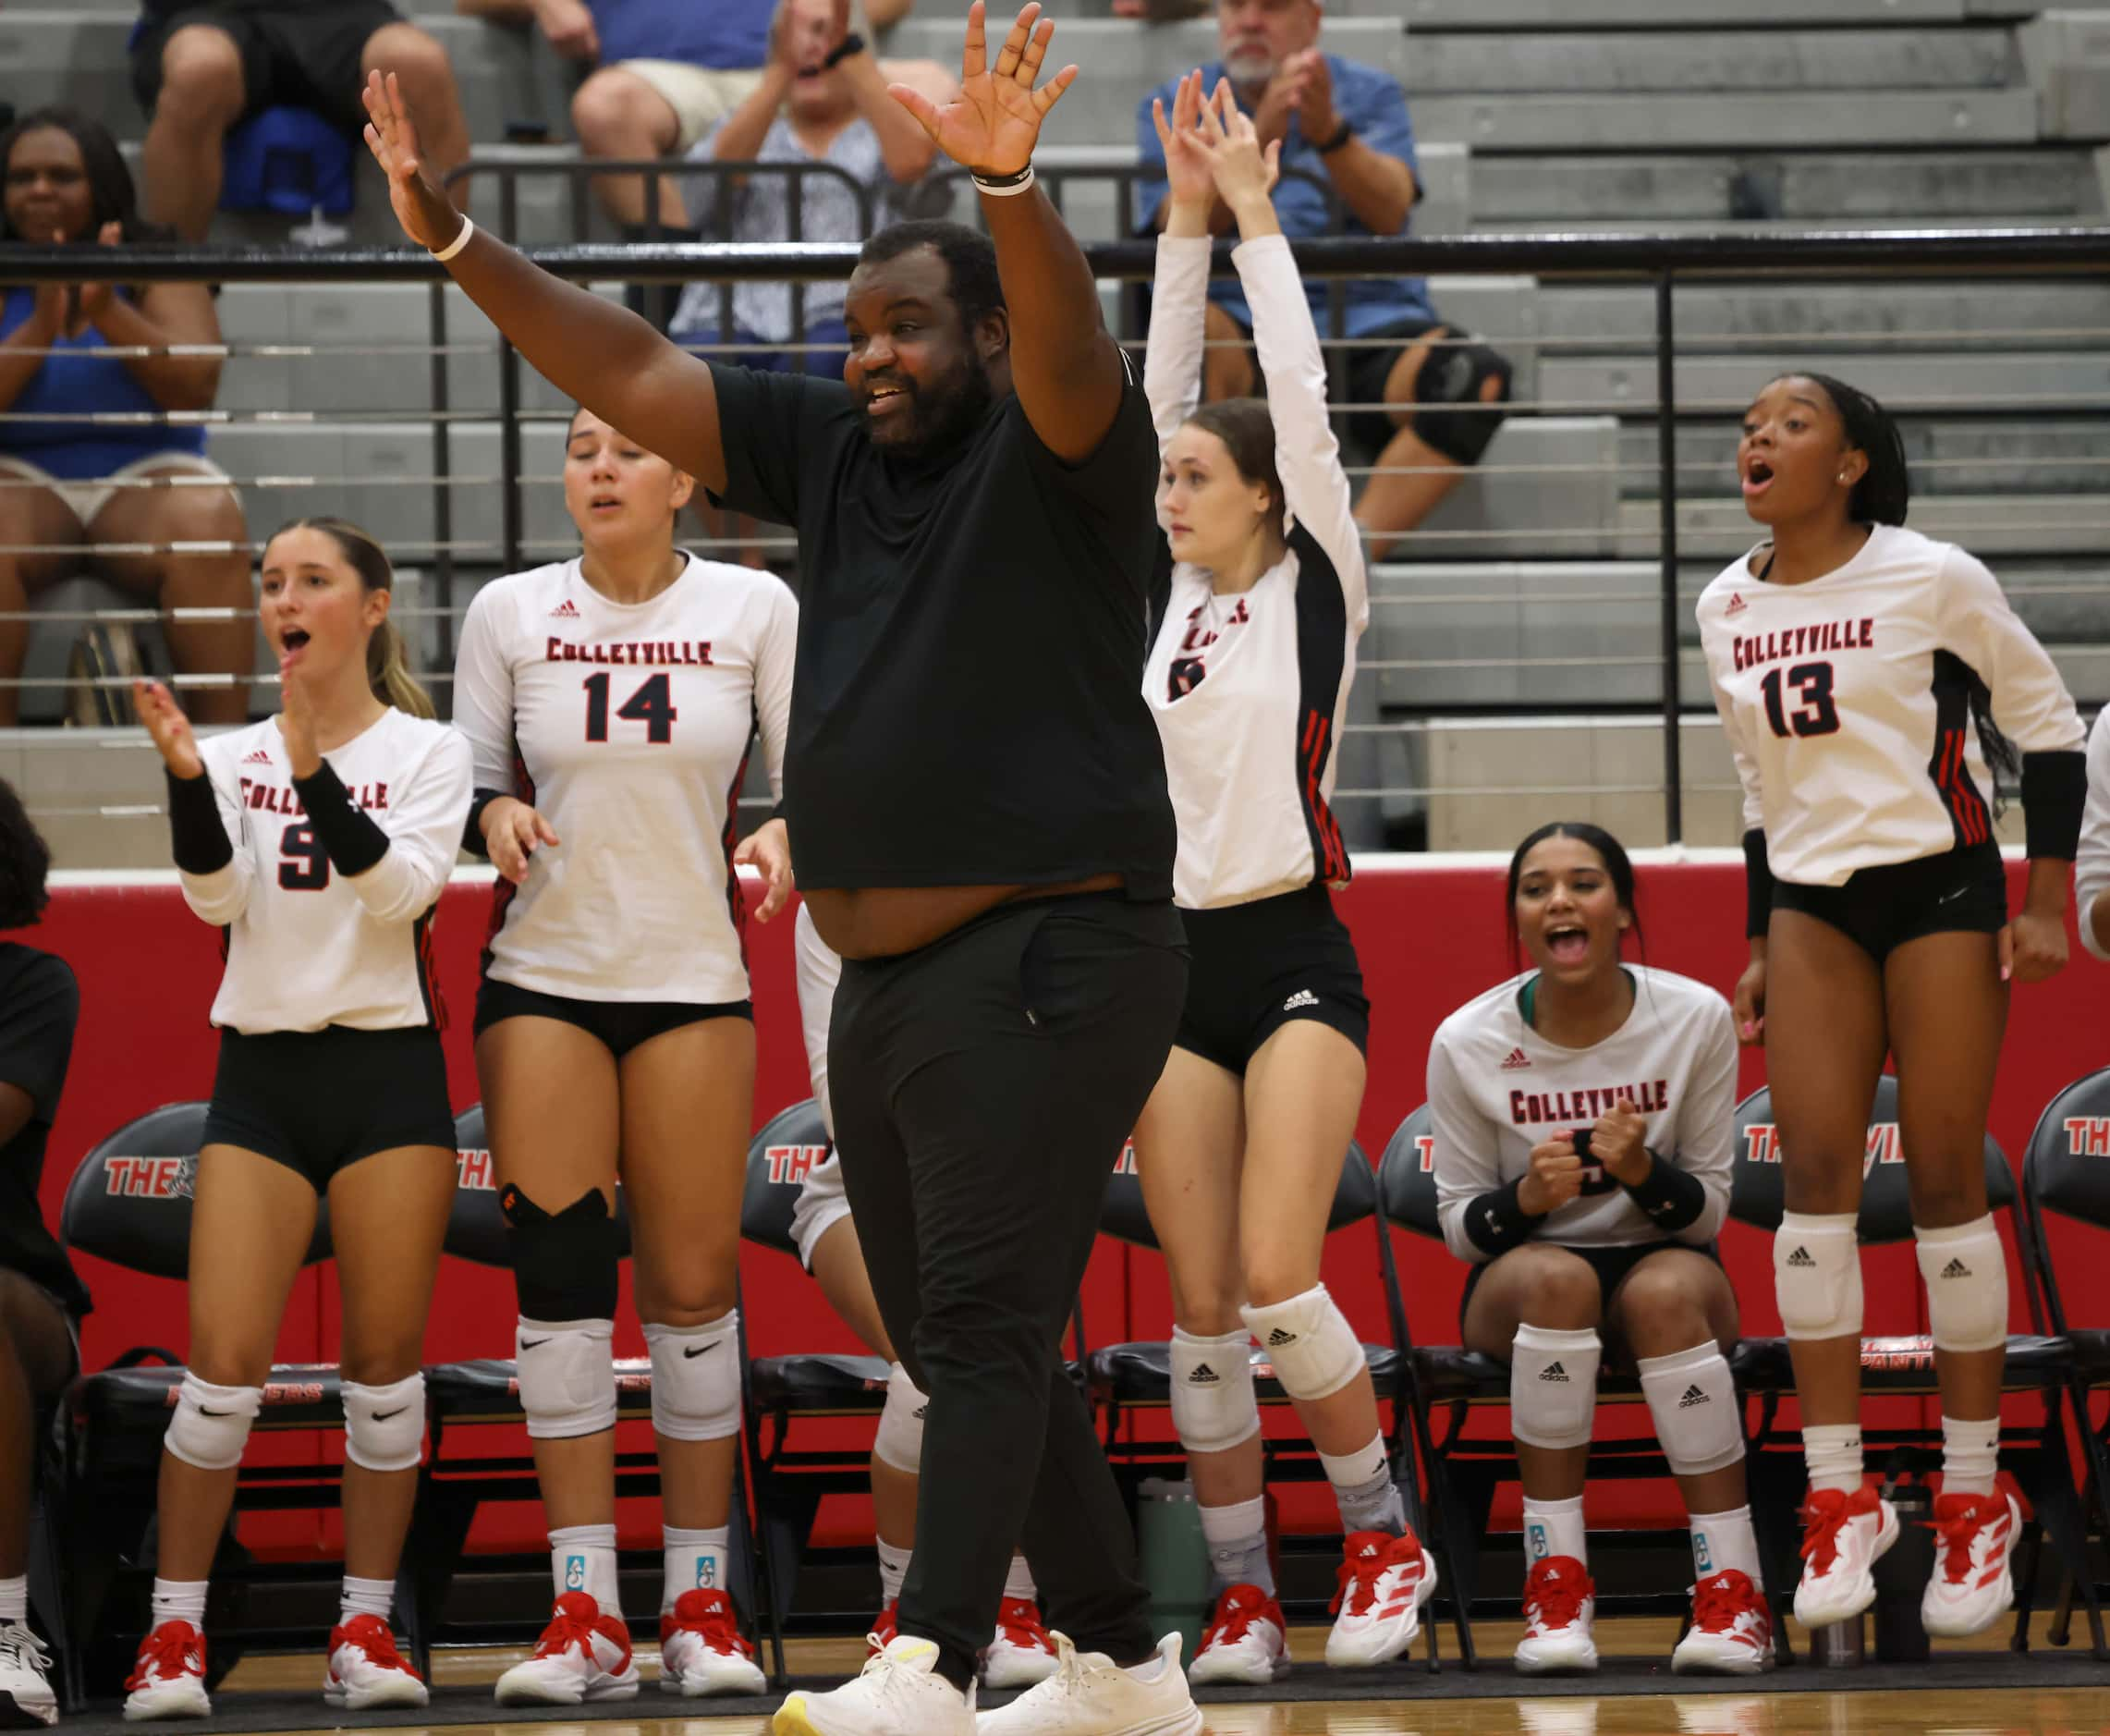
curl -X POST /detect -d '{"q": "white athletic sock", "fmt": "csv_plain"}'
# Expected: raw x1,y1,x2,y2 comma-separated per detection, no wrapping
151,1578,209,1631
1688,1506,1762,1584
1522,1495,1587,1568
1941,1415,2000,1498
1320,1434,1405,1535
1199,1496,1275,1596
1002,1556,1038,1603
662,1523,730,1612
877,1539,911,1607
549,1522,620,1612
337,1575,395,1626
1801,1423,1864,1497
0,1575,24,1623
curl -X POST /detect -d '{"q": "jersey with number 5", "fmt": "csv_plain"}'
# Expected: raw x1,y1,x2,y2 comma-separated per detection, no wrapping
186,708,472,1033
1698,523,2083,887
454,554,796,1004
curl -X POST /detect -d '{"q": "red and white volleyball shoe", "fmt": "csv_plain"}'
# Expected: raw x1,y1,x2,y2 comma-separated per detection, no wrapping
494,1592,640,1705
121,1621,210,1721
1324,1527,1437,1667
1792,1486,1897,1630
1514,1556,1597,1675
1921,1489,2021,1638
1670,1569,1773,1675
866,1599,900,1657
1187,1584,1291,1685
980,1597,1059,1690
660,1587,766,1696
323,1614,430,1708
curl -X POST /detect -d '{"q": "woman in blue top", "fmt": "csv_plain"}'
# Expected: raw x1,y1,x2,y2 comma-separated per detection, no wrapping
0,108,252,725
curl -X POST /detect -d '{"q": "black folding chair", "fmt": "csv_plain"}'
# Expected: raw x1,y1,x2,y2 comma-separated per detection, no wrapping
51,1103,344,1702
2016,1064,2110,1656
1730,1076,2099,1657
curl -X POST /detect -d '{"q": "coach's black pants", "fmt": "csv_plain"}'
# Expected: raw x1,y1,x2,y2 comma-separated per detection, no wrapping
830,891,1187,1690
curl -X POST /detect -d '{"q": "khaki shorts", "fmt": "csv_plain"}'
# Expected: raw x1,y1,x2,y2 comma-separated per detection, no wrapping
617,60,768,153
0,450,232,528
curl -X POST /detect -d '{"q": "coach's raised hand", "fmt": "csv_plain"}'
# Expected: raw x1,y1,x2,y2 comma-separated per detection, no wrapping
890,2,1077,175
362,71,458,252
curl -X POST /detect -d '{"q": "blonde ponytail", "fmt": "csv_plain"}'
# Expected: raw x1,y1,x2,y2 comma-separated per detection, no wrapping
367,617,435,719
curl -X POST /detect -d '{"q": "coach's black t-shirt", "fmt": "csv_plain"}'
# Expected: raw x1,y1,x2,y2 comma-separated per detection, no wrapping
0,944,88,1314
709,360,1177,899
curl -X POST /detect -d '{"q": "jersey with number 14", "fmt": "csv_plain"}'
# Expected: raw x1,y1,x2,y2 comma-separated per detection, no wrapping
453,554,797,1004
1698,523,2083,887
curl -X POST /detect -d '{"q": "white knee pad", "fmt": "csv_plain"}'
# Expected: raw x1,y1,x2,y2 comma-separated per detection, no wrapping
1915,1216,2008,1353
165,1373,262,1471
1509,1324,1600,1450
1240,1286,1364,1404
1169,1326,1261,1455
517,1316,617,1440
343,1373,427,1473
1637,1340,1745,1477
873,1362,927,1474
643,1312,743,1442
1775,1212,1863,1342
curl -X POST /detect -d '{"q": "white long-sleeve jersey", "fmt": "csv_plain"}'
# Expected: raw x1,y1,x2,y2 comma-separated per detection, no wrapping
2078,707,2110,961
1142,232,1368,910
793,900,841,1137
453,555,797,1004
1698,524,2085,886
1429,967,1738,1264
182,710,472,1033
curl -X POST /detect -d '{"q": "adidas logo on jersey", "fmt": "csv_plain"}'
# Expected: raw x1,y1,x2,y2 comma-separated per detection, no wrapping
1283,989,1320,1011
242,748,273,764
1540,1362,1569,1382
1267,1328,1296,1349
1501,1047,1531,1071
550,599,581,618
1677,1383,1709,1408
1188,1363,1221,1385
1725,593,1747,617
1787,1246,1816,1268
1940,1256,1971,1279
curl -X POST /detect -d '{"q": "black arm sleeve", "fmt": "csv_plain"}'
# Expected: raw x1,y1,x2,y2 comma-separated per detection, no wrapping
1617,1150,1709,1234
462,789,504,859
292,762,390,878
1743,827,1774,939
165,768,233,875
2021,749,2088,861
1462,1177,1539,1259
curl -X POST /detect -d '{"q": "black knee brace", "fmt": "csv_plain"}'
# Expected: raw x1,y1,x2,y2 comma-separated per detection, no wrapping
1414,336,1513,467
502,1185,622,1322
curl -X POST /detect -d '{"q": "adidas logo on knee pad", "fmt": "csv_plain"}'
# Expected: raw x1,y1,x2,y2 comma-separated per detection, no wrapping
1188,1364,1220,1384
1786,1246,1816,1267
1941,1257,1971,1279
1677,1384,1709,1409
1267,1328,1295,1348
1540,1362,1569,1382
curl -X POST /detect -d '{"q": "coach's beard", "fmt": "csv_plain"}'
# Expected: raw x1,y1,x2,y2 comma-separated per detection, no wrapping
862,361,994,464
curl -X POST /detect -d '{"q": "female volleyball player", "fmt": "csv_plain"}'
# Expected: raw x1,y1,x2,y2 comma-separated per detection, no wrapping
123,519,471,1719
451,407,795,1704
1430,824,1762,1675
1128,74,1424,1681
1701,372,2087,1638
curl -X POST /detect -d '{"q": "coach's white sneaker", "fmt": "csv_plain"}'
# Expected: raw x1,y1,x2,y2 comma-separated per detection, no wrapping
659,1588,766,1695
494,1592,640,1705
1514,1557,1597,1675
0,1620,57,1727
121,1621,210,1721
1187,1584,1291,1685
980,1597,1059,1690
974,1632,1201,1736
771,1633,974,1736
323,1614,429,1708
1921,1489,2021,1637
1670,1570,1773,1675
1793,1486,1897,1630
1324,1527,1436,1667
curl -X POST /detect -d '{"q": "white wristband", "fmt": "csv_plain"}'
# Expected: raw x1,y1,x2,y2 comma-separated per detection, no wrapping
430,214,475,263
971,165,1035,198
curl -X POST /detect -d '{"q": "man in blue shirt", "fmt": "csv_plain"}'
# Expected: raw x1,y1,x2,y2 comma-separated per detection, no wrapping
1135,0,1510,559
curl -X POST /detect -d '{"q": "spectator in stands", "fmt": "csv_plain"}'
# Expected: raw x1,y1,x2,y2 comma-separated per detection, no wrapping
133,1,470,244
669,0,953,378
459,0,918,238
1135,0,1512,562
0,109,252,727
0,777,79,1732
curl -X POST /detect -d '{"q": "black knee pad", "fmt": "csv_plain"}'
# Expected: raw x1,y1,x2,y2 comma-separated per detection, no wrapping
1414,337,1512,467
502,1185,621,1322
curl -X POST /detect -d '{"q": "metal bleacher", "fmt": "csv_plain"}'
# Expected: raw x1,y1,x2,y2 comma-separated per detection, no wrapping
5,0,2110,864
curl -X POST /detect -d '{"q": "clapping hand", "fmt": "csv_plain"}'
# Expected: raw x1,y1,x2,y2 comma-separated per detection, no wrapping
132,679,202,781
1518,1136,1585,1216
888,1,1076,177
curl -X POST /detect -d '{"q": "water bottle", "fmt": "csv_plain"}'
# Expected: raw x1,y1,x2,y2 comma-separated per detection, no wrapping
1872,1475,1933,1662
1135,1478,1211,1663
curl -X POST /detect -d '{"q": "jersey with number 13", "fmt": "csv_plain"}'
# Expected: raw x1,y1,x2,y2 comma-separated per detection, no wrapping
454,554,797,1004
1698,523,2083,888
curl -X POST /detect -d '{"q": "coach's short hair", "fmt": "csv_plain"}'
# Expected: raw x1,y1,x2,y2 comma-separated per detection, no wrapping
859,221,1006,336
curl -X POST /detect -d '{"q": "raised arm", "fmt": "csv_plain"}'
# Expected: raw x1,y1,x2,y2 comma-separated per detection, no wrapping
890,3,1123,465
363,71,729,493
1142,70,1213,451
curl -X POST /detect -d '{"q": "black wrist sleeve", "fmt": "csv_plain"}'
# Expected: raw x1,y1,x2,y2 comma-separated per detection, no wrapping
292,762,390,877
1463,1178,1538,1259
1619,1151,1708,1234
463,789,504,858
165,768,233,875
2021,749,2088,862
1743,827,1775,939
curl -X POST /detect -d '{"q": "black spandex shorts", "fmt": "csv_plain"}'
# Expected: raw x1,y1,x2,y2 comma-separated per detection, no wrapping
1773,841,2006,964
474,976,751,1057
203,1024,454,1192
131,1,405,134
1174,884,1369,1076
1460,1238,1723,1333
